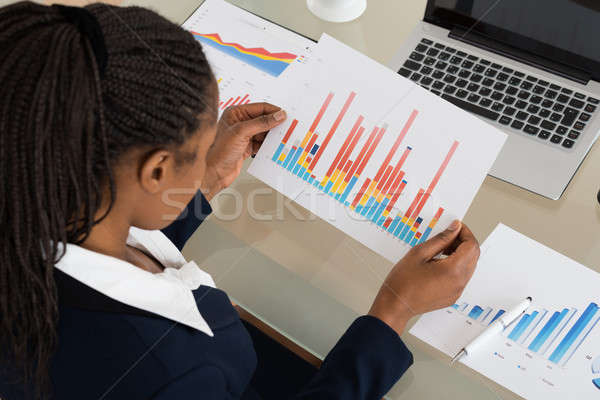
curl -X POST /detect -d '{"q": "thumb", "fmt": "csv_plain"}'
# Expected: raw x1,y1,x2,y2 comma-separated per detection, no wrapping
233,109,287,138
413,219,461,260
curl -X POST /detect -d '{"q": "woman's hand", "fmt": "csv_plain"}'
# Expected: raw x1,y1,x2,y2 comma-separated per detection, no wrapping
203,103,287,200
368,221,480,336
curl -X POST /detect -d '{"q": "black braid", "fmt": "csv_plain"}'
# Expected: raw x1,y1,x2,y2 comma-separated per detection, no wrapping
0,2,214,398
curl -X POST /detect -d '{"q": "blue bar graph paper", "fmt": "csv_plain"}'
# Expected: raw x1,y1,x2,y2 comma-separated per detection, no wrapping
528,308,569,352
549,303,598,364
489,310,505,325
508,313,533,341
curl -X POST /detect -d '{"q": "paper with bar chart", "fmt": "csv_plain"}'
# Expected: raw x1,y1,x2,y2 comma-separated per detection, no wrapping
248,34,506,262
410,224,600,399
182,0,312,114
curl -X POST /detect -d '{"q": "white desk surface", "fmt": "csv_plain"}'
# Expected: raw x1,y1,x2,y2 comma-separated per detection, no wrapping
23,0,600,398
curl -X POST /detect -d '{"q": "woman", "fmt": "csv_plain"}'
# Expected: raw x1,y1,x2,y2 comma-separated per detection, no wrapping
0,2,479,399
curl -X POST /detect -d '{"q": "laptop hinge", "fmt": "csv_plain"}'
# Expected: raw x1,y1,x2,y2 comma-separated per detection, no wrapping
448,27,591,85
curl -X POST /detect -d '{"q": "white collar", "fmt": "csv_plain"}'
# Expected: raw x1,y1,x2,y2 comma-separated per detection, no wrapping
55,227,215,337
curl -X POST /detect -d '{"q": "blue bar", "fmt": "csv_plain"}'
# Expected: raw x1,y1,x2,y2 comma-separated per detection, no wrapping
468,306,484,320
562,314,600,365
282,148,297,169
334,193,341,200
388,217,401,233
361,197,375,216
340,176,358,203
377,216,387,226
508,314,532,341
393,221,406,237
549,303,598,363
418,227,433,245
308,176,315,185
272,143,285,162
529,309,568,352
310,144,319,155
371,198,390,223
313,181,319,187
410,236,419,246
344,202,350,206
355,205,363,214
398,222,412,240
365,200,381,219
291,150,305,174
451,304,460,310
277,160,283,165
489,310,505,325
324,181,334,194
287,147,304,172
296,166,307,178
303,171,311,180
404,218,423,243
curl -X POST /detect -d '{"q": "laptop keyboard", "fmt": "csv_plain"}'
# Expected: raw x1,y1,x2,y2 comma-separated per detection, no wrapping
398,38,599,150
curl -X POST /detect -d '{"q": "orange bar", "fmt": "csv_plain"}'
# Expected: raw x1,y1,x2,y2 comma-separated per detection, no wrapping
384,172,407,212
411,140,459,219
325,115,363,177
304,133,319,159
351,178,372,208
282,119,299,144
356,126,385,176
377,165,394,192
382,147,412,196
404,189,424,218
309,92,356,171
336,125,364,178
343,125,378,183
373,110,418,183
309,92,334,135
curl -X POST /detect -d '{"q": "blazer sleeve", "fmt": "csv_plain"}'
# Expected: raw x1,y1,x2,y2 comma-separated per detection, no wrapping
293,315,413,400
161,191,212,251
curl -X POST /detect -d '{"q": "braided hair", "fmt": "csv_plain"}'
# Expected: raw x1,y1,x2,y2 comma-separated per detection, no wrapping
0,2,214,397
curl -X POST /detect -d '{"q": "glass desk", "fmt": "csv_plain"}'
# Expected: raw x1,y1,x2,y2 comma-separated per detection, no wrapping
126,0,600,398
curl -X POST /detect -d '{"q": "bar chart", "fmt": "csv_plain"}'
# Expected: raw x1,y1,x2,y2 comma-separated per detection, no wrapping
249,34,505,262
269,90,458,248
411,225,600,400
219,93,251,110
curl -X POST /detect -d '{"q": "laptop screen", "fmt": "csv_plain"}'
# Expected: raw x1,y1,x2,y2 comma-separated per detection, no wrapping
425,0,600,81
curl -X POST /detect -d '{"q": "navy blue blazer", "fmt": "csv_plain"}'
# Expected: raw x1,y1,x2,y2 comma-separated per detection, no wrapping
1,192,413,399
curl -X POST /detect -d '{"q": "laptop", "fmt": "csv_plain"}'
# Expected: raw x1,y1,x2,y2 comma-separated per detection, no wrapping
388,0,600,200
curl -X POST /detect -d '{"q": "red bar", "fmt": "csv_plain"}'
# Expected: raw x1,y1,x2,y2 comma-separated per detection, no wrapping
356,127,385,176
306,156,312,164
243,99,250,104
304,133,319,160
219,101,223,106
343,125,378,183
222,97,234,109
410,140,459,219
373,110,418,182
309,92,357,171
382,146,412,196
432,207,444,221
231,96,242,106
384,171,406,211
377,165,394,191
239,94,249,104
282,119,299,144
341,160,352,174
404,189,424,218
311,175,316,179
309,92,334,134
335,126,364,179
325,115,363,177
351,178,372,208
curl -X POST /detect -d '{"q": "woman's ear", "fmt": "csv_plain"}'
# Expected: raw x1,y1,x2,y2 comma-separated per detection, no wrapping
138,150,175,194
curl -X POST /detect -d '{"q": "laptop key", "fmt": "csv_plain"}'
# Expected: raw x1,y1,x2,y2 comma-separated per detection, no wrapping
511,120,524,129
533,85,545,94
530,95,543,104
520,81,533,90
557,94,570,103
538,80,549,86
416,44,429,53
562,139,575,148
467,83,480,92
574,92,585,99
421,66,433,74
456,79,468,88
456,89,469,99
432,81,444,90
480,59,491,65
410,73,422,81
470,74,483,82
545,90,558,99
553,104,565,112
528,115,541,125
446,47,456,53
527,104,540,113
574,121,585,130
579,112,591,122
538,130,551,140
518,91,530,100
426,48,439,56
550,83,561,90
494,82,507,91
550,134,562,144
439,52,451,61
444,85,457,94
515,100,528,109
447,66,459,74
585,104,597,113
491,63,502,69
410,52,425,62
444,75,456,83
424,57,436,66
526,76,538,82
432,70,444,79
588,97,599,104
509,77,522,86
458,70,471,78
431,90,441,96
502,67,514,73
503,107,516,116
541,120,556,130
568,131,580,139
506,86,518,95
450,56,463,65
398,68,412,78
482,78,494,87
541,99,553,108
491,102,504,111
467,93,481,103
480,98,492,107
461,60,474,69
556,126,568,135
479,87,492,96
467,54,478,61
435,61,448,70
422,38,434,45
491,91,503,100
497,73,510,82
550,112,562,122
524,125,539,135
473,64,486,73
499,116,512,125
421,77,433,86
404,60,421,71
485,68,497,77
516,111,528,120
441,94,500,120
503,96,516,105
457,51,468,57
561,88,573,94
539,109,551,118
569,98,585,108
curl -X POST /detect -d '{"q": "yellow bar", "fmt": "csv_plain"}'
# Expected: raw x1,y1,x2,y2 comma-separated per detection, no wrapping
428,218,439,228
299,131,313,149
278,153,287,162
359,181,378,206
406,218,415,228
382,210,390,217
217,78,223,83
320,175,330,187
330,170,347,193
336,180,349,195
